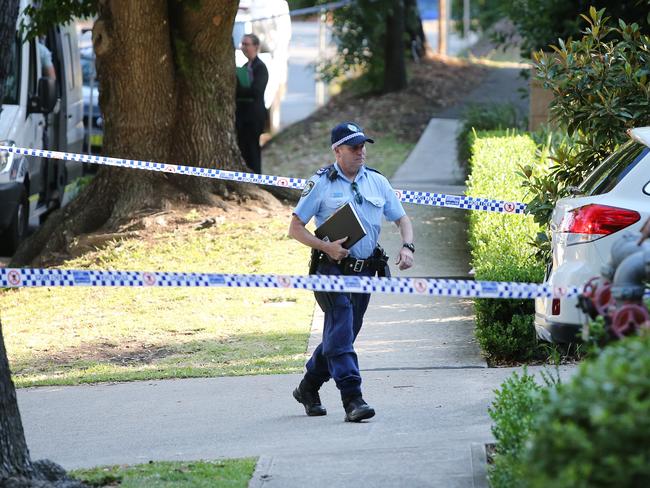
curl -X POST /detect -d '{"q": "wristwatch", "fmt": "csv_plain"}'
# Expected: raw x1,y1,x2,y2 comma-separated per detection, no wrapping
402,243,415,253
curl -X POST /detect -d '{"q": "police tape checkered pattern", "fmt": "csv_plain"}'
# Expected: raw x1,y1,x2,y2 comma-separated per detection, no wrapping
0,146,527,215
0,268,579,299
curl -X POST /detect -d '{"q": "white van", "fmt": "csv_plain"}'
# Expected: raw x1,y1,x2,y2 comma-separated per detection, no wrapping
0,0,84,255
234,0,291,134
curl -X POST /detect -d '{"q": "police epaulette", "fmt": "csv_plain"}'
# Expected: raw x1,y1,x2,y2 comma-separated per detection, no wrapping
315,164,334,176
314,164,338,181
366,166,383,175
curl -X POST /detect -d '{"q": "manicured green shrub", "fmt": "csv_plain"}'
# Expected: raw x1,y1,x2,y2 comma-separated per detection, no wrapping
521,334,650,488
522,8,650,233
488,369,546,488
466,131,545,361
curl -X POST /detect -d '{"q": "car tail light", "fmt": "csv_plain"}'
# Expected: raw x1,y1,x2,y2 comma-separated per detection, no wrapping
559,204,640,244
552,298,561,315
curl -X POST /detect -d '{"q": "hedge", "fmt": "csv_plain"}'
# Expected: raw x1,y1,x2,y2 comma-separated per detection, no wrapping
466,131,545,361
522,334,650,487
489,334,650,487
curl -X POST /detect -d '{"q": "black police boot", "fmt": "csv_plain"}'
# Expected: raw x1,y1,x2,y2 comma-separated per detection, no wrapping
293,379,327,416
343,395,375,422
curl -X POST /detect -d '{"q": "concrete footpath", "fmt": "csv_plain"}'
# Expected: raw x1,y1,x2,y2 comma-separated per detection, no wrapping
16,119,574,487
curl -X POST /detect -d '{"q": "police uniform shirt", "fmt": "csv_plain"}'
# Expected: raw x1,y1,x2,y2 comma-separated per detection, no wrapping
294,162,406,259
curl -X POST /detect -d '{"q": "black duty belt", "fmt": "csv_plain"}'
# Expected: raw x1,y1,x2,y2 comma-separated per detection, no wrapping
310,246,390,278
338,256,377,274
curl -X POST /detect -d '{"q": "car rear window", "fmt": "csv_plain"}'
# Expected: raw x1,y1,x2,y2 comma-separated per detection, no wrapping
580,140,650,196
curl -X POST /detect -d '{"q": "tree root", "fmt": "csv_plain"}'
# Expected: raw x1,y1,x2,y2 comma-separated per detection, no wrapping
1,459,88,488
9,170,285,267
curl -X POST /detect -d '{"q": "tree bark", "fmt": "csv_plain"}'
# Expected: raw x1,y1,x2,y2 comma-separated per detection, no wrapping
0,318,34,488
383,0,407,93
11,0,251,267
0,1,36,481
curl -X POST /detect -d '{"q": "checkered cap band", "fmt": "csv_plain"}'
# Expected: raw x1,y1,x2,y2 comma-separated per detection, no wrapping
331,132,366,150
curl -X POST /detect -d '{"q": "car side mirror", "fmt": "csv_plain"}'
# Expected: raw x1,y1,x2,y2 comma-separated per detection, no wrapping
28,77,57,114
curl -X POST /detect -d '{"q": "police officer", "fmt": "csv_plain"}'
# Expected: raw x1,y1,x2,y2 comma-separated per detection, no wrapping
288,122,415,422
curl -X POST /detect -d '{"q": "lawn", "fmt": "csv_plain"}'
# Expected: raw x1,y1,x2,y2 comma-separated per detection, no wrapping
1,204,313,387
1,55,486,388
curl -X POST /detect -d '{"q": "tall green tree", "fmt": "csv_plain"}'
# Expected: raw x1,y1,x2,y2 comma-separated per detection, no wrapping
12,0,257,266
1,2,88,485
0,3,37,483
319,0,426,93
472,0,650,58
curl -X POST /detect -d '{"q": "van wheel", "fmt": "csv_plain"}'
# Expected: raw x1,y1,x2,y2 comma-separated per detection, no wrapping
0,189,29,256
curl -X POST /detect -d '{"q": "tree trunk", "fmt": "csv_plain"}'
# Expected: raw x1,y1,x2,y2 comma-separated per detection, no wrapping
11,0,251,267
404,0,432,59
0,0,36,481
0,0,19,104
383,0,407,93
0,324,34,488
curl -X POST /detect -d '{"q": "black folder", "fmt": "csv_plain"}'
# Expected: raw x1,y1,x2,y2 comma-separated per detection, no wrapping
315,202,367,249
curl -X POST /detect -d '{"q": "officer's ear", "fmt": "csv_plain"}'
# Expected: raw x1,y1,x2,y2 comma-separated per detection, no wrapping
332,145,342,163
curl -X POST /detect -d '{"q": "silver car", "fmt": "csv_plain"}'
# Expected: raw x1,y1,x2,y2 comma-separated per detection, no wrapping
535,127,650,342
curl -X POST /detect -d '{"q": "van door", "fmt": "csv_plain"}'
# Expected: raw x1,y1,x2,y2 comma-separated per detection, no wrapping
57,25,84,206
59,26,84,153
25,37,47,218
45,25,84,208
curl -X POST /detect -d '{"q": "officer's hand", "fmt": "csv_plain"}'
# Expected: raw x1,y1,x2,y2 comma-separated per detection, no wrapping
325,237,349,261
396,247,414,271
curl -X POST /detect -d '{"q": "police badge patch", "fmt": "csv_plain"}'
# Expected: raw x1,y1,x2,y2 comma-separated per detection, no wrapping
302,180,315,197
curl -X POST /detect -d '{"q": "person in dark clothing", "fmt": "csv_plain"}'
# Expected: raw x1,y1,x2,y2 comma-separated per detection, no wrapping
235,33,268,174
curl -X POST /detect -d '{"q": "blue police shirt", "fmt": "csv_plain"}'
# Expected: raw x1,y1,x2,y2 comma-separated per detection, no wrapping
294,162,406,258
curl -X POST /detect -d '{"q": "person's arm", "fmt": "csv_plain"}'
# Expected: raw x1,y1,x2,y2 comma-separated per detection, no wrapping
638,217,650,244
38,42,56,80
288,214,349,261
250,60,268,102
394,214,414,270
43,64,56,79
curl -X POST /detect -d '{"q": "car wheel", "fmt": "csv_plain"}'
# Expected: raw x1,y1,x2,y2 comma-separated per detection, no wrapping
0,189,29,256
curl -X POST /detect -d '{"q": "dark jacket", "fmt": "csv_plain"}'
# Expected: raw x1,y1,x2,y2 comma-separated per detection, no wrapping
236,56,268,124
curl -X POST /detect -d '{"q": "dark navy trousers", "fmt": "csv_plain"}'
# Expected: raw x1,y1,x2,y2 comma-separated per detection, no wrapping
304,261,372,399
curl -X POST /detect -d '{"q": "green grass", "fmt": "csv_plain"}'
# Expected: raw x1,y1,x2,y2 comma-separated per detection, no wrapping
71,458,256,487
1,208,314,387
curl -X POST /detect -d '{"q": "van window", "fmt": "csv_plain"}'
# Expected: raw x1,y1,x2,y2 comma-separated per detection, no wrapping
2,37,21,105
580,140,650,196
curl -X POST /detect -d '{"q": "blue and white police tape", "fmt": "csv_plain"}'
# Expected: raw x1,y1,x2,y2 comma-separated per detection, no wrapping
0,267,579,299
0,145,527,215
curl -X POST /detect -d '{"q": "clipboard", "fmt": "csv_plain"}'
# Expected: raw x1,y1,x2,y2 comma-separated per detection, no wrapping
315,202,367,249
